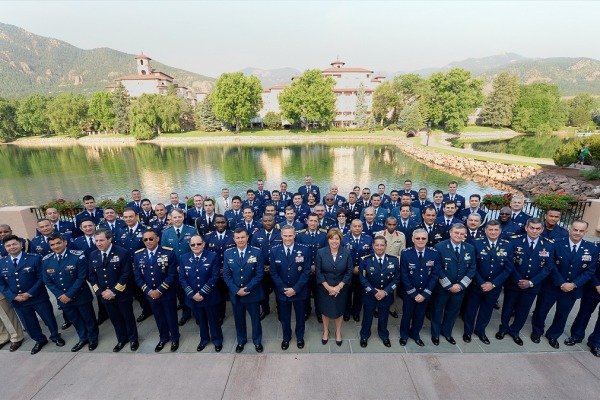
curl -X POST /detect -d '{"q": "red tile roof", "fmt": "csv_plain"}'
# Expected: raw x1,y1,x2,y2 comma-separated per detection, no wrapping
116,74,172,81
135,54,151,60
333,88,375,93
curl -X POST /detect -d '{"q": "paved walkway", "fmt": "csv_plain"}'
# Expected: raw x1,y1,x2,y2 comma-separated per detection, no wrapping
2,294,599,399
419,131,556,166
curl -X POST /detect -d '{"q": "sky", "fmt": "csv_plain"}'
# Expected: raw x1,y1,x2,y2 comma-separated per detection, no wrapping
1,1,597,78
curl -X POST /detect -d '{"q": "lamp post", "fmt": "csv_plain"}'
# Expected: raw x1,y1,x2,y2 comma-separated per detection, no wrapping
426,120,432,146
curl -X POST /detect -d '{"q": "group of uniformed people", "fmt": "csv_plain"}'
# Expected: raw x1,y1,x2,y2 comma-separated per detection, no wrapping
1,175,600,357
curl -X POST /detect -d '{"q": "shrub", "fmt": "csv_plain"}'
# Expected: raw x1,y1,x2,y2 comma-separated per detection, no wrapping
553,140,581,167
533,192,578,211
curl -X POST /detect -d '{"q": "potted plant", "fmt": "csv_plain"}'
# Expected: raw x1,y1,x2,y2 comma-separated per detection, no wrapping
482,193,513,210
533,192,578,211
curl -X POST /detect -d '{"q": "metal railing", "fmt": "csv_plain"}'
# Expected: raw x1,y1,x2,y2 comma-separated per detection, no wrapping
484,200,590,226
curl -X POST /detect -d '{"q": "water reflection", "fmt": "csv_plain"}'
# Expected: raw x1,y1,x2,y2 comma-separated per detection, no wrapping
0,143,498,206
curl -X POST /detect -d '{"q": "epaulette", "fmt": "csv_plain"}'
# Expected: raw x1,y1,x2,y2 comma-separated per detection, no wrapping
297,229,307,234
387,254,399,260
318,228,327,233
135,248,145,254
361,254,370,260
474,237,485,242
543,238,554,244
499,239,510,244
511,235,521,239
69,249,84,256
271,244,282,250
249,245,261,251
42,253,54,261
162,246,173,251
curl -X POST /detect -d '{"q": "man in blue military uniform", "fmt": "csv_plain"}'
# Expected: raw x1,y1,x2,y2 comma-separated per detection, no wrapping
399,229,441,346
358,236,401,348
160,208,196,326
343,218,374,322
397,193,422,224
180,235,223,352
88,228,138,352
314,204,335,231
400,179,419,202
416,206,449,248
361,207,385,238
510,196,531,232
43,233,99,352
431,224,476,345
139,199,156,226
324,185,346,208
223,227,265,353
269,190,288,221
255,179,272,203
567,241,600,356
165,192,187,215
236,206,261,240
44,207,77,238
357,188,372,209
31,218,73,257
323,193,341,221
126,189,143,214
298,175,321,205
224,196,244,228
435,201,463,228
342,192,363,222
396,205,419,240
360,195,389,226
498,206,522,239
377,183,392,207
291,193,311,225
186,194,205,226
411,188,433,215
296,213,328,321
147,203,169,237
463,221,514,344
541,208,569,241
459,194,487,223
75,195,104,228
0,224,30,258
97,206,126,236
117,207,153,323
251,215,282,320
270,225,311,349
531,220,598,348
195,198,217,237
134,229,180,352
464,213,486,245
0,235,65,354
276,207,305,231
242,190,264,219
443,181,466,214
496,217,555,345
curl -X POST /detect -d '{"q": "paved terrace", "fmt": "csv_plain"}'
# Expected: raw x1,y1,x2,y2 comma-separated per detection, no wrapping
2,296,600,399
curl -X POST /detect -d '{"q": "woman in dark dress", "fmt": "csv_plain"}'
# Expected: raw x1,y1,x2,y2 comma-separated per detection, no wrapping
316,228,353,346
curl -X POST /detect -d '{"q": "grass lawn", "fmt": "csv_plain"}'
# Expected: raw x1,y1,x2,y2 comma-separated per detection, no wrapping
158,129,400,138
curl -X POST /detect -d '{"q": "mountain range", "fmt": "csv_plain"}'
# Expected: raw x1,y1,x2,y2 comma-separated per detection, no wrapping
2,21,600,98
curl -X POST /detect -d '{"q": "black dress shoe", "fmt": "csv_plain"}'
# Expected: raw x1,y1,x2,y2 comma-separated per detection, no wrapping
360,338,368,348
215,345,223,352
343,315,350,322
317,315,323,323
281,341,289,350
390,310,399,318
512,335,524,346
432,337,439,346
197,343,207,352
590,346,600,357
259,310,270,321
54,337,66,347
495,331,505,340
31,339,48,355
382,339,391,348
136,313,151,323
353,315,360,322
113,342,127,352
399,338,407,346
235,343,245,353
178,316,190,326
130,341,139,351
444,336,456,345
321,337,328,345
374,310,379,318
463,334,472,343
171,341,179,352
71,341,88,352
255,344,263,353
548,338,559,349
297,339,305,349
564,337,582,346
478,335,490,345
414,339,425,347
530,333,541,344
88,342,98,351
10,339,23,352
155,341,167,352
336,340,343,347
61,321,72,330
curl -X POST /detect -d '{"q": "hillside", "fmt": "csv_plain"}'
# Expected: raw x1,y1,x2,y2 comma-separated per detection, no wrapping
239,67,299,89
0,22,215,98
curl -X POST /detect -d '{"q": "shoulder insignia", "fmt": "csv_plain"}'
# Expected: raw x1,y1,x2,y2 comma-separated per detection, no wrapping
162,246,173,251
69,249,84,256
511,235,520,239
297,229,307,234
318,228,327,233
135,248,145,254
42,253,54,261
360,254,370,260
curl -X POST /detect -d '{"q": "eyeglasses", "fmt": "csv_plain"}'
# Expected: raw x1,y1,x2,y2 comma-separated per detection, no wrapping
499,213,511,216
414,237,428,240
142,237,155,242
362,192,370,195
190,243,204,247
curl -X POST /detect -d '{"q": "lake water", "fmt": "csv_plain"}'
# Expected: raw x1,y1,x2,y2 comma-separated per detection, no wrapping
0,142,498,206
455,134,575,158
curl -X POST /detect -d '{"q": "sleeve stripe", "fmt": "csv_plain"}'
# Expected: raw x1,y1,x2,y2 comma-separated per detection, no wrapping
440,277,451,287
406,288,416,294
115,283,126,292
424,289,432,295
460,277,472,287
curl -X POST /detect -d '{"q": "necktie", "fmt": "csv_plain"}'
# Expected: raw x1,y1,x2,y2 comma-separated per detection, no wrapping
176,228,181,238
129,228,133,235
378,257,383,267
267,232,271,242
446,220,451,227
572,244,577,254
418,251,423,264
110,224,114,232
286,248,291,258
311,233,315,239
225,199,229,208
530,241,534,251
427,226,431,233
54,224,58,231
512,213,517,220
240,251,244,260
455,246,460,257
491,243,495,251
195,256,201,262
90,212,95,219
148,251,154,264
247,223,251,231
207,217,212,225
403,222,407,230
421,202,425,206
89,237,94,248
102,252,107,262
219,234,224,241
13,258,18,267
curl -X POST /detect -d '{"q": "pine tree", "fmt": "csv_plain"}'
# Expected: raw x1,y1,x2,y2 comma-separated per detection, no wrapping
480,72,520,127
112,82,131,134
367,114,376,133
397,102,424,130
354,83,368,128
195,96,222,132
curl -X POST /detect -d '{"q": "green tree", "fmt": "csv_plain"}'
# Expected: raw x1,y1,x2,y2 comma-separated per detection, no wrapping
397,102,424,130
112,82,131,134
279,69,336,131
46,93,88,135
512,83,565,134
567,93,597,127
0,97,20,140
354,83,368,128
210,72,263,132
263,111,282,130
17,94,51,135
372,81,398,125
129,94,161,140
427,68,483,132
480,72,520,127
88,91,115,132
157,86,181,133
195,96,222,132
